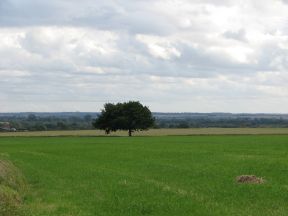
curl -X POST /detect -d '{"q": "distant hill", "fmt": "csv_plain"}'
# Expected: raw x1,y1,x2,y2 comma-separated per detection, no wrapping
1,112,288,131
1,112,288,119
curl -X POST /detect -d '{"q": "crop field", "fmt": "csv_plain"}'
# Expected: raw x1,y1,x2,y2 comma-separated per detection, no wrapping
2,128,288,137
1,135,288,215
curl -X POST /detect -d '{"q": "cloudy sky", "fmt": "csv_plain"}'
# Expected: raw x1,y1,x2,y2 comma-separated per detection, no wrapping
1,0,288,112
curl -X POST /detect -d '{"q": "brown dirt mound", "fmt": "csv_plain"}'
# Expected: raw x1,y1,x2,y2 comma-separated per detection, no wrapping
236,175,264,184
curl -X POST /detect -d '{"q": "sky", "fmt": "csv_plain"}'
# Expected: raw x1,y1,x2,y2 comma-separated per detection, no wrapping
1,0,288,113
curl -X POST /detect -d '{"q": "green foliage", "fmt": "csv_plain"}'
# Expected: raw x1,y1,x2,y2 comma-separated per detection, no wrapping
93,101,155,136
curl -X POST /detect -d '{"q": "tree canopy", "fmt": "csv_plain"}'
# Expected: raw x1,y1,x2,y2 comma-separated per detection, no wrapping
93,101,155,136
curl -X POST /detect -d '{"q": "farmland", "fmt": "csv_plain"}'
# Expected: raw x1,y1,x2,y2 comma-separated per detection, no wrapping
1,135,288,215
2,128,288,137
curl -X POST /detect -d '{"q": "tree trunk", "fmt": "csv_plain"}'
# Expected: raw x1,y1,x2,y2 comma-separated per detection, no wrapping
128,129,132,137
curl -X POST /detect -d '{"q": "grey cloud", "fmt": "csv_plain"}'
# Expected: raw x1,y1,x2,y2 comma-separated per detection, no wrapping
223,29,248,42
72,11,176,35
0,0,177,35
0,0,212,36
0,0,65,26
252,42,288,71
0,0,233,28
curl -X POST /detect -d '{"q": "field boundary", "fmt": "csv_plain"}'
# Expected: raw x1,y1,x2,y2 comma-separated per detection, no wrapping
1,128,288,137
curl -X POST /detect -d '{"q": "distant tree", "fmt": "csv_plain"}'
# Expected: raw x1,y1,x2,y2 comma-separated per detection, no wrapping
10,121,21,129
27,114,37,121
84,114,92,122
33,123,47,131
177,121,190,128
93,101,155,136
57,121,68,130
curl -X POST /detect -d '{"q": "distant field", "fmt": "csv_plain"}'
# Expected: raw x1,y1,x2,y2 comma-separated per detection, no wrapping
1,135,288,215
2,128,288,137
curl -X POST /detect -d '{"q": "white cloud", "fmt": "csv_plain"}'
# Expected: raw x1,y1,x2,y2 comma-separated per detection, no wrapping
136,34,181,60
1,0,288,112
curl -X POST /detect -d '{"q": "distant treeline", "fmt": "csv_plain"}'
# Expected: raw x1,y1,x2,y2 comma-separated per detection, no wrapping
0,113,95,131
1,112,288,131
156,118,288,128
155,113,288,128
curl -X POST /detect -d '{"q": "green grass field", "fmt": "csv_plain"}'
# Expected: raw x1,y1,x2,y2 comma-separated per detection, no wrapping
1,135,288,215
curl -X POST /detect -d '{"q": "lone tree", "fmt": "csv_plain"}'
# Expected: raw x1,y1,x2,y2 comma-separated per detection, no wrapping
93,101,155,136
